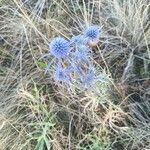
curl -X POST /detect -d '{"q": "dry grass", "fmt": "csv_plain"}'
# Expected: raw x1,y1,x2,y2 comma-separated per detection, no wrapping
0,0,150,150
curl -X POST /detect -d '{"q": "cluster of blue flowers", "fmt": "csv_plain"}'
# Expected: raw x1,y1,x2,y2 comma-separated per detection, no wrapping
44,25,100,89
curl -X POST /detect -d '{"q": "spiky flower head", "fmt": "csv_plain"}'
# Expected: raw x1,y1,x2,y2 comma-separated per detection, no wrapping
81,67,94,88
84,25,100,46
49,37,70,58
70,35,87,45
74,45,90,62
54,64,70,83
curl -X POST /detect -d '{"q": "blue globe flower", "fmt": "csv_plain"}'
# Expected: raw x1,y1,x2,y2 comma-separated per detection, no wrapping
83,25,100,46
49,37,70,58
81,67,94,88
84,25,100,40
74,45,90,62
54,64,70,83
70,35,87,45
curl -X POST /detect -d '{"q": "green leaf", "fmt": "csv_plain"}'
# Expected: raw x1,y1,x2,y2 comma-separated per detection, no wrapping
37,61,47,69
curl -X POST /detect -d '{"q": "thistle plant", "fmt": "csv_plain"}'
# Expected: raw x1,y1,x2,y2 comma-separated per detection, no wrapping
42,25,101,89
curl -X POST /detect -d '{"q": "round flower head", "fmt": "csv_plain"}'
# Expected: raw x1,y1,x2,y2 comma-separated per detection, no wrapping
49,37,70,58
74,45,91,62
82,68,94,88
54,64,70,84
70,35,87,45
83,25,100,46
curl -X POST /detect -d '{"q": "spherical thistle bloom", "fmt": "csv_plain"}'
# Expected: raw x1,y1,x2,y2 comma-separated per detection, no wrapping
81,67,95,88
74,45,91,62
49,37,70,59
53,64,71,84
70,35,87,46
83,25,100,47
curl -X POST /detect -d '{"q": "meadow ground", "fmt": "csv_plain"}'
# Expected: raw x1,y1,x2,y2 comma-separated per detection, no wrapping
0,0,150,150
